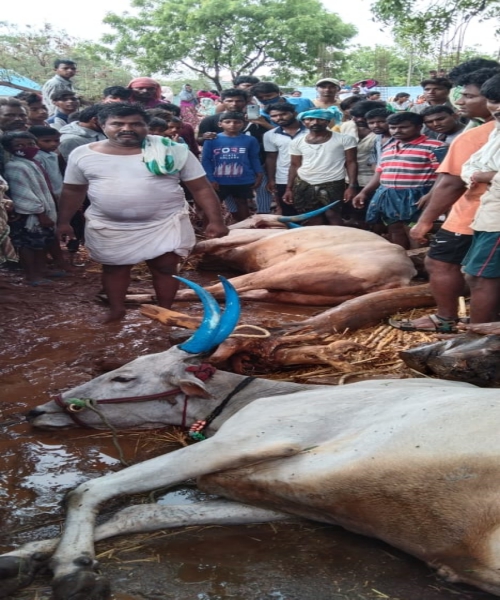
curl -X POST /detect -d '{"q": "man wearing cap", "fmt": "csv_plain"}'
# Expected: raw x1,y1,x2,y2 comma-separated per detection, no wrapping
282,109,358,225
314,78,341,110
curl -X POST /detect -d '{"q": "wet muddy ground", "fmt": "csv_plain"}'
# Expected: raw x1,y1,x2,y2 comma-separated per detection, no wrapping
0,258,495,600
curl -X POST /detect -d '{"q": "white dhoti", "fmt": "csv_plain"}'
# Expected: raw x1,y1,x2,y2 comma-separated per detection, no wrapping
85,206,196,265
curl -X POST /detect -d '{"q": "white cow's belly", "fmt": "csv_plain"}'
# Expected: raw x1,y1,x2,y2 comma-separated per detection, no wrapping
200,379,500,564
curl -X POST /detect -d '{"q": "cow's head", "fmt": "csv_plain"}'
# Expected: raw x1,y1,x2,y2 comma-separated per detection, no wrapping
27,277,242,430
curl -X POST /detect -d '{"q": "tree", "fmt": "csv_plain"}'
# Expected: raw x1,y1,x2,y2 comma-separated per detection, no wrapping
0,23,132,100
371,0,500,61
103,0,357,90
339,45,434,86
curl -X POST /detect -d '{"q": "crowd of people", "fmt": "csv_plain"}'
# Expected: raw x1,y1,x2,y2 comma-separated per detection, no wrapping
1,57,500,328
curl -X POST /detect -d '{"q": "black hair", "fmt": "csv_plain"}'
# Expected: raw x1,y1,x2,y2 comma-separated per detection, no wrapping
166,116,182,124
97,102,150,125
251,82,280,95
76,104,104,123
350,100,387,118
54,59,76,69
220,88,249,101
233,75,260,86
219,111,246,122
266,102,297,114
386,112,423,127
102,86,132,100
480,73,500,103
28,126,60,138
448,58,500,83
420,105,455,117
456,67,500,88
1,131,37,150
149,117,167,129
420,78,453,90
366,91,381,97
15,92,43,105
339,96,362,111
365,108,392,120
394,92,410,100
51,89,77,102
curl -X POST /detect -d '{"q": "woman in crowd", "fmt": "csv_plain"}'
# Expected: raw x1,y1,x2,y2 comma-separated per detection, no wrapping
179,84,199,128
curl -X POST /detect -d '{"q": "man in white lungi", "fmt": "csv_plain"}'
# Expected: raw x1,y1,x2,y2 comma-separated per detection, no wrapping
57,103,228,322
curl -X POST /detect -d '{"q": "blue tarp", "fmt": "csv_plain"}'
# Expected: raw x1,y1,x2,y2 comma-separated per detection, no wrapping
0,69,41,96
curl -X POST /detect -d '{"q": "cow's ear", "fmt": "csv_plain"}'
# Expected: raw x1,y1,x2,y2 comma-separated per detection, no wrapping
177,378,211,398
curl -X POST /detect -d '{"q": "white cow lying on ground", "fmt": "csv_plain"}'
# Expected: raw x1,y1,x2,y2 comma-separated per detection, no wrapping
4,280,500,599
179,225,416,305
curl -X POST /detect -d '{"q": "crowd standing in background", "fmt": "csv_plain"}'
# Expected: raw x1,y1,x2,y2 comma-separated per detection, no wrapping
2,57,500,325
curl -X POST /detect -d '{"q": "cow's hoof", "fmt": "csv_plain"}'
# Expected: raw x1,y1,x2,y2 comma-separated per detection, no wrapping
0,553,49,597
52,569,111,600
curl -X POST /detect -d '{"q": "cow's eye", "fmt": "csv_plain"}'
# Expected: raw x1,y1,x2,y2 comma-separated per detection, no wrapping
111,376,136,383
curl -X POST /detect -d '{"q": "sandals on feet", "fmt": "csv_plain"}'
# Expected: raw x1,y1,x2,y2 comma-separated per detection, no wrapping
388,314,459,333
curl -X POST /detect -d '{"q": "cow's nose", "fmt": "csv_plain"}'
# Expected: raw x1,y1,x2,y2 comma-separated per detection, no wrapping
26,408,46,421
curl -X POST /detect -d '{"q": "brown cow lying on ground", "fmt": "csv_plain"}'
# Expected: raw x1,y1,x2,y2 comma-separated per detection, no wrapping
3,281,500,599
178,225,417,305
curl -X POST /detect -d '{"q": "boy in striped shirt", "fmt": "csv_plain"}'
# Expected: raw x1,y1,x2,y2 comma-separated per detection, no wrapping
353,112,447,248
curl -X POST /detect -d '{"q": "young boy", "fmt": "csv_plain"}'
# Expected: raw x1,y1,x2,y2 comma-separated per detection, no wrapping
165,116,186,144
353,112,447,249
365,108,393,167
201,111,263,222
1,132,59,284
148,117,168,136
29,126,63,199
47,91,79,131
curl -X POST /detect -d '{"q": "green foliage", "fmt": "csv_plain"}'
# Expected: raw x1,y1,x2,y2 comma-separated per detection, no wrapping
103,0,357,89
339,45,434,86
371,0,500,54
0,23,132,101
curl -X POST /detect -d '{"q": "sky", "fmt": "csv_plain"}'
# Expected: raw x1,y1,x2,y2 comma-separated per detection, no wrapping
1,0,498,56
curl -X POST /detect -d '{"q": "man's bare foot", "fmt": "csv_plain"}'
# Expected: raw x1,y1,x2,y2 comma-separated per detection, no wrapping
102,309,126,323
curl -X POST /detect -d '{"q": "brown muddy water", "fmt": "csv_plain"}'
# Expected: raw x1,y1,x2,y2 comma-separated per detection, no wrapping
0,262,495,600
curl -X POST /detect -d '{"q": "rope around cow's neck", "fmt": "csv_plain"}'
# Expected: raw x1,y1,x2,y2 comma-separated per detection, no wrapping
189,376,256,441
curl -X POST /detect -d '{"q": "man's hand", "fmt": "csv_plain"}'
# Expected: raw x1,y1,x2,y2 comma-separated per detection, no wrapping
205,222,229,238
416,192,431,209
282,188,294,205
37,213,55,228
266,179,277,194
352,192,367,209
57,223,75,242
409,220,434,244
344,186,358,202
471,170,496,185
202,132,217,141
253,174,263,189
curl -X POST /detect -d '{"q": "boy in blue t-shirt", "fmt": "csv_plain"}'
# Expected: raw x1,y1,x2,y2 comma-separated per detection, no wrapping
201,111,263,221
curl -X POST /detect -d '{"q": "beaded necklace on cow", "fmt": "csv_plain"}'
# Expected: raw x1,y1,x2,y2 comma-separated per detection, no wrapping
188,375,256,441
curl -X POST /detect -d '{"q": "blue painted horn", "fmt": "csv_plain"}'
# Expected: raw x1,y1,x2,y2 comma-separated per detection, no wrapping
211,276,241,346
277,200,341,225
176,276,240,353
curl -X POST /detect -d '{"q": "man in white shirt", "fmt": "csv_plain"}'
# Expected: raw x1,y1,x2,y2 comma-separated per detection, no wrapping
264,103,307,215
283,109,358,225
57,103,228,322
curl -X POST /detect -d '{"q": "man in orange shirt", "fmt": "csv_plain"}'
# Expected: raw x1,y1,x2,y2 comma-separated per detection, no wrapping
391,67,499,331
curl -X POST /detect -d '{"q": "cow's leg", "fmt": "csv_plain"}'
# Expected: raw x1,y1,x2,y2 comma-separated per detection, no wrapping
0,500,289,598
49,435,301,600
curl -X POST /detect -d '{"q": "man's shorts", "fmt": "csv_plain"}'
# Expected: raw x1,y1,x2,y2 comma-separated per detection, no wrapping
217,183,254,201
427,228,473,265
462,231,500,278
